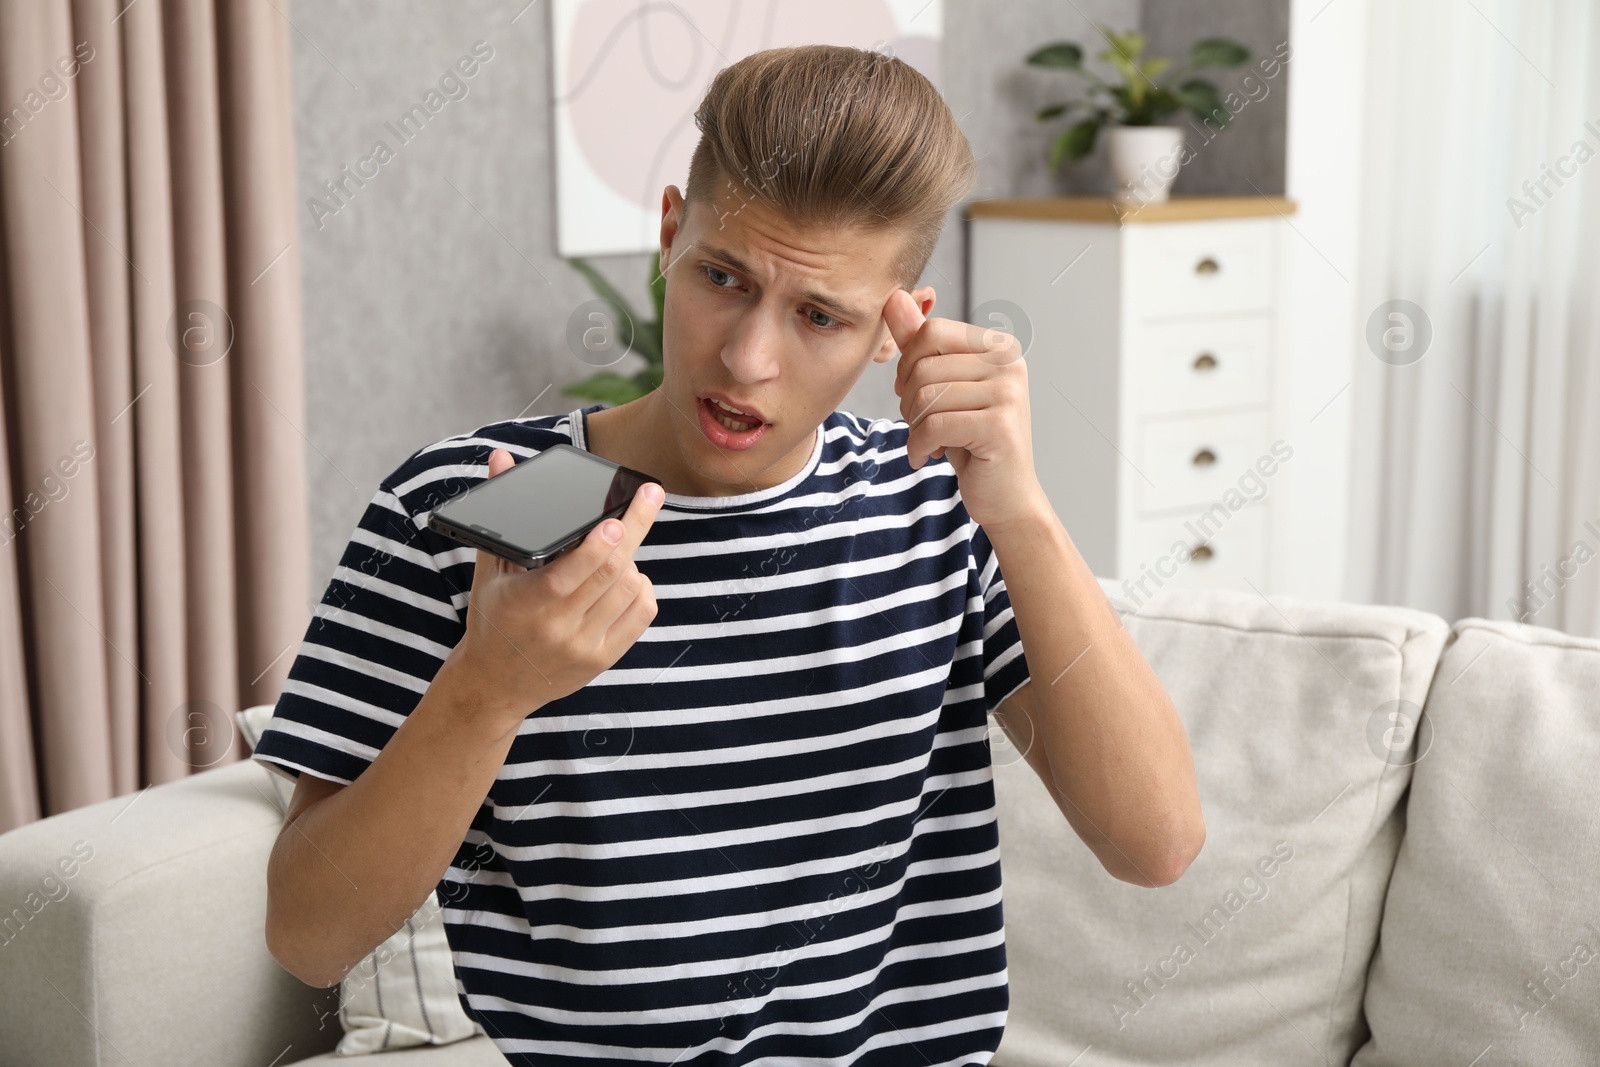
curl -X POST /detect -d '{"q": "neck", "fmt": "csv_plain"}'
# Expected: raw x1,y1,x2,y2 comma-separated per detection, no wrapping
590,390,818,498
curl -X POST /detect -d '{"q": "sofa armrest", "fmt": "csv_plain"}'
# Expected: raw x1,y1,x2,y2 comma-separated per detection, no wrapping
0,757,340,1067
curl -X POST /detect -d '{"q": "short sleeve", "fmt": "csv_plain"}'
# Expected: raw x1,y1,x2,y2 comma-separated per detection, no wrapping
252,471,469,787
971,520,1030,717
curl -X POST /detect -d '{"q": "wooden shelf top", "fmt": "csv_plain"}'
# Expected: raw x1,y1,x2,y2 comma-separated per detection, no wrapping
964,195,1298,223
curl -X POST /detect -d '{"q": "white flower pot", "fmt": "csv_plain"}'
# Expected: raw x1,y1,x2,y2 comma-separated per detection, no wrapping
1107,126,1187,204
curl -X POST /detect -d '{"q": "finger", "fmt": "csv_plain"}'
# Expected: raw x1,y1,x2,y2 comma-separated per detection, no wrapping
884,291,931,398
588,565,651,638
895,320,1018,396
903,380,992,434
487,447,515,478
469,449,526,593
899,348,1007,406
881,287,928,360
604,574,658,646
962,319,1024,365
908,383,992,467
572,479,665,614
906,407,989,468
612,480,666,559
541,480,665,599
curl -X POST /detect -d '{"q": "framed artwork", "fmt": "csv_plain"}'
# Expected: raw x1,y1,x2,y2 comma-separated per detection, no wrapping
551,0,944,257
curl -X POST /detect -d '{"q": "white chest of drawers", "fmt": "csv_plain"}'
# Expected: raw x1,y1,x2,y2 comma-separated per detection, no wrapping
965,197,1297,604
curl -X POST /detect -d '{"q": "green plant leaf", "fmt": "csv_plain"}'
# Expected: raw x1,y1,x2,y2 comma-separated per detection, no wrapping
1098,28,1153,110
1035,103,1070,121
649,259,666,320
1188,37,1251,69
1142,57,1171,81
637,323,661,368
1103,28,1146,61
562,371,650,406
1051,117,1101,168
634,364,663,391
1108,83,1134,117
645,260,667,368
636,329,662,367
1026,42,1083,69
1143,87,1185,123
1176,78,1228,128
567,256,634,322
567,255,661,366
1098,44,1138,90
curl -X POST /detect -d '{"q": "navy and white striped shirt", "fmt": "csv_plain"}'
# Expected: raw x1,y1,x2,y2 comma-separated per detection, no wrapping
254,403,1031,1065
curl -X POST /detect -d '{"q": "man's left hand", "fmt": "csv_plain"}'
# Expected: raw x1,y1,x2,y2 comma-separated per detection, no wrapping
883,288,1045,530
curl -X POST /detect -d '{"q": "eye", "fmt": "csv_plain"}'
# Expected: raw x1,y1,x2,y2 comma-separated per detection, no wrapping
699,264,842,332
804,308,841,332
699,264,738,289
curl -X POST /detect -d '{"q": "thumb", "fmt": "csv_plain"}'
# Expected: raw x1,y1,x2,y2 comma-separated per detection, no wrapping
882,288,925,355
486,447,514,479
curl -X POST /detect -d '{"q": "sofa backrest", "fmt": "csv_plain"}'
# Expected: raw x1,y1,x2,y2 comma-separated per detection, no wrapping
992,579,1448,1066
1351,618,1600,1065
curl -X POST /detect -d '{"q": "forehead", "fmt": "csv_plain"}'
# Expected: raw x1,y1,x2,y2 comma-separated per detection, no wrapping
682,185,901,321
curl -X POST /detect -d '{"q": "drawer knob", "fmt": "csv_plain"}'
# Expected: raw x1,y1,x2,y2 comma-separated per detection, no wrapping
1192,352,1219,372
1191,447,1217,466
1191,543,1214,561
1194,256,1221,275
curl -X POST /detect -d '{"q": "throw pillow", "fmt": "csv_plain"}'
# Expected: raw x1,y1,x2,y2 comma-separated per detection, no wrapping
991,580,1450,1067
1350,621,1600,1065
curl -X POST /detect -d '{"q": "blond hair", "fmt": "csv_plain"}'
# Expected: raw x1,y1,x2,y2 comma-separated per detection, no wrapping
684,44,976,292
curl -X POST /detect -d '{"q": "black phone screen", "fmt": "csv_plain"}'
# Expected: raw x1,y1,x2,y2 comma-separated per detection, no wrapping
429,445,658,564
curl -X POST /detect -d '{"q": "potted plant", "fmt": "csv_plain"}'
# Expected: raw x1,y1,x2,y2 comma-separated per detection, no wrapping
1027,29,1250,203
561,256,666,406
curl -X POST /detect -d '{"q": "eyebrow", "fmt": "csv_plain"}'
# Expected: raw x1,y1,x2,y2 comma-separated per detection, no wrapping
696,241,871,322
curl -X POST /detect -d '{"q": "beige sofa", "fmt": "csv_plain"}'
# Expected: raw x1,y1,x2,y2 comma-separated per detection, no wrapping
2,579,1596,1065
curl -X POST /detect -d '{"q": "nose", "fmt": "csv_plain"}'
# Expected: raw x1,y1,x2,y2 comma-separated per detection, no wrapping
719,302,785,385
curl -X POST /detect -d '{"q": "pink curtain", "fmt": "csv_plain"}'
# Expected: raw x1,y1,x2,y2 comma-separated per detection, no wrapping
0,0,309,831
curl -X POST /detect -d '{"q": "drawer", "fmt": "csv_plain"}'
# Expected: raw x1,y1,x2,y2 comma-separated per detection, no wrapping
1129,315,1272,416
1120,501,1269,592
1124,219,1276,318
1137,409,1272,515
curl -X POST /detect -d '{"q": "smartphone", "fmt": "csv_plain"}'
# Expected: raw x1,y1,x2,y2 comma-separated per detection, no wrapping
427,444,663,569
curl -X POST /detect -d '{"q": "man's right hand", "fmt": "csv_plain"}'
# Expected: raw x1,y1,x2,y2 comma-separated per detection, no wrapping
446,447,665,732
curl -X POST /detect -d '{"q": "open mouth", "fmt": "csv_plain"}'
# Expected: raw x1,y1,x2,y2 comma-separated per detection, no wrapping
706,398,761,432
698,396,768,450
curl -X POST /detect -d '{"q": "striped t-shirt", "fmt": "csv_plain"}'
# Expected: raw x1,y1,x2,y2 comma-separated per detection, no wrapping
253,403,1032,1065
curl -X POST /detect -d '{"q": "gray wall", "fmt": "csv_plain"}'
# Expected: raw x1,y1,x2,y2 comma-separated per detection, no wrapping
1142,0,1290,196
290,0,1284,592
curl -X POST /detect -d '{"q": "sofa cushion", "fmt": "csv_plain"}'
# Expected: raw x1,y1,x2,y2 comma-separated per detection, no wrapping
1351,619,1600,1066
992,579,1448,1067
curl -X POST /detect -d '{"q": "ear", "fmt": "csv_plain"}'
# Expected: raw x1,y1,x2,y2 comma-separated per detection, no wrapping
659,185,686,278
873,285,936,363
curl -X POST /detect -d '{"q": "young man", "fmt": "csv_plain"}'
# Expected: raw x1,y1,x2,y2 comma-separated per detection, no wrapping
257,43,1202,1065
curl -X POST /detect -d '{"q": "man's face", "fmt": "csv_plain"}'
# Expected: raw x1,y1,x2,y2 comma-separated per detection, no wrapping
652,181,934,496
